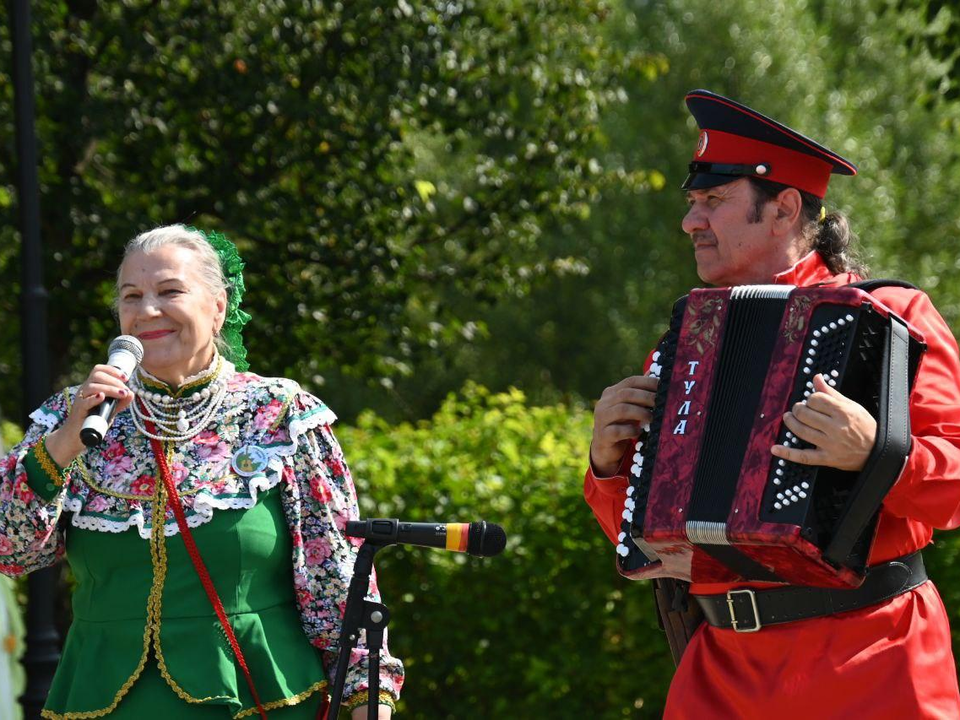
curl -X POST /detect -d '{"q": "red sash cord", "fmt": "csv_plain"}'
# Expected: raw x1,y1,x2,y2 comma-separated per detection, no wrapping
146,429,269,720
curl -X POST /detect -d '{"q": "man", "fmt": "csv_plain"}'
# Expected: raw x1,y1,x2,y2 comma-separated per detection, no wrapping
585,90,960,718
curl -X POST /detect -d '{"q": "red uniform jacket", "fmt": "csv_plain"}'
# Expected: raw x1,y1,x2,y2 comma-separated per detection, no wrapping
584,252,960,719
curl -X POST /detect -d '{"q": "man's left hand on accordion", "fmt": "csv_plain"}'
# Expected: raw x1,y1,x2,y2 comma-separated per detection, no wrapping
772,372,878,472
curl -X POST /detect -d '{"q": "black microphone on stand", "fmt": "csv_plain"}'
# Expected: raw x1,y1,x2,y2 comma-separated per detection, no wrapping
330,518,507,718
80,335,144,447
345,519,507,557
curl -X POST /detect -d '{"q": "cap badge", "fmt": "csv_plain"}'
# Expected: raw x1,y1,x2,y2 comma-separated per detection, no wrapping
231,444,270,477
696,130,709,157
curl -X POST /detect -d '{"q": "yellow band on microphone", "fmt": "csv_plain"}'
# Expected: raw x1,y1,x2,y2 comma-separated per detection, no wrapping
445,523,469,552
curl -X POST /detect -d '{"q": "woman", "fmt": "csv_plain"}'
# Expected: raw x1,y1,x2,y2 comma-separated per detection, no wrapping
0,225,402,718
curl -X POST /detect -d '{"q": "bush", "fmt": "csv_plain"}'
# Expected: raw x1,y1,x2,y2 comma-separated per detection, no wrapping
340,384,673,718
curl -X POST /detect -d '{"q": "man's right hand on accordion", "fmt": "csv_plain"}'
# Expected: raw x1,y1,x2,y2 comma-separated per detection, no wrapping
589,373,659,478
582,88,960,719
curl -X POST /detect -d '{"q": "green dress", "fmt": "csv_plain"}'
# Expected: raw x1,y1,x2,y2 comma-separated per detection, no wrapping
45,488,327,718
1,361,403,718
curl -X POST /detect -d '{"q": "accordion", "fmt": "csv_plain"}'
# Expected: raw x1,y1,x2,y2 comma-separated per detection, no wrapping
616,284,925,588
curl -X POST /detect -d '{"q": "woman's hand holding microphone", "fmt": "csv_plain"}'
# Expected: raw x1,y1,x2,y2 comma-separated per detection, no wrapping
44,365,135,468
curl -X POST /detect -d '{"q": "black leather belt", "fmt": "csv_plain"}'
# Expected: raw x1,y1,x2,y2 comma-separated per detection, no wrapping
693,552,927,632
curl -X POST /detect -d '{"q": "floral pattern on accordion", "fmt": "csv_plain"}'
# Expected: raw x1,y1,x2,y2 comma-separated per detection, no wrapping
0,363,403,708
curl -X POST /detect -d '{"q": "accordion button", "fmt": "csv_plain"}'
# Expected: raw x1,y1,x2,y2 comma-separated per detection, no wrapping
774,503,782,510
631,464,641,476
777,493,784,499
803,368,811,374
799,491,807,498
805,358,814,366
801,482,810,489
626,486,635,496
622,509,633,521
811,339,819,347
775,469,783,476
813,330,821,338
831,370,839,378
652,351,661,362
846,314,854,322
778,459,786,467
625,499,635,511
618,532,626,542
617,544,629,557
830,322,838,330
634,441,643,451
633,453,643,463
773,479,781,486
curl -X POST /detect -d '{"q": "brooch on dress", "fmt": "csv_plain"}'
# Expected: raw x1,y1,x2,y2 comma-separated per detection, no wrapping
231,445,269,477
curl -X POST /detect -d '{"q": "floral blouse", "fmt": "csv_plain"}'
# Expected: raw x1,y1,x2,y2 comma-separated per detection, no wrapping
0,360,404,709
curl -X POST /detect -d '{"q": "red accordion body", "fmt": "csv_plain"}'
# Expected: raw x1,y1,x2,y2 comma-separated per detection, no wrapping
617,285,925,588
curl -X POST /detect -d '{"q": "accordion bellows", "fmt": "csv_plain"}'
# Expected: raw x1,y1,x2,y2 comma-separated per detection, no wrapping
617,285,925,588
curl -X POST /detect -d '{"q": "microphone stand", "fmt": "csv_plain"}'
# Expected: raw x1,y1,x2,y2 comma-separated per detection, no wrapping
328,541,392,719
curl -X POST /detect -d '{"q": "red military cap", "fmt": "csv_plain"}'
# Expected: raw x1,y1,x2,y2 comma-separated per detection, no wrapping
681,89,857,199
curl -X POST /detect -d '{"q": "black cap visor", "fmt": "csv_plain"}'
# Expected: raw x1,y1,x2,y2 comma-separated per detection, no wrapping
681,161,773,191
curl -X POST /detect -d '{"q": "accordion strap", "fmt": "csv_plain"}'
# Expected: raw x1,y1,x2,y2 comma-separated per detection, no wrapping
823,313,912,568
845,278,919,293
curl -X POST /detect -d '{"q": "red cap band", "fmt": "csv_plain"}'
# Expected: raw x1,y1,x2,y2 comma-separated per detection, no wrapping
693,129,833,198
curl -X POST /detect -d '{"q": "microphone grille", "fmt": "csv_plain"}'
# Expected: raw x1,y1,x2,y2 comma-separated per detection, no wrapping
109,335,145,363
468,521,507,557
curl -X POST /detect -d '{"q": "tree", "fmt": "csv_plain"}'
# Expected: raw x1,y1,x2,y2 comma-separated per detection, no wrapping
407,0,960,414
0,0,634,422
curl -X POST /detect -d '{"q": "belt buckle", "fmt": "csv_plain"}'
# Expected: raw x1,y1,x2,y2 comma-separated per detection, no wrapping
726,588,762,633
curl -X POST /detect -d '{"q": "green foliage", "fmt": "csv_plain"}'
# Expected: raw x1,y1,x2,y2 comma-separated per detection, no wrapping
4,1,960,709
1,421,23,452
403,0,960,417
339,385,672,718
0,0,632,423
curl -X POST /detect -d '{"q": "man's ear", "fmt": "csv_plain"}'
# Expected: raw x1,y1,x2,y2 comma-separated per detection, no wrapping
772,187,803,235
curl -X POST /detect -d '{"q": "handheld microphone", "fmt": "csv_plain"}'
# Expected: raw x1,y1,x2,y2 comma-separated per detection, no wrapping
345,519,507,557
80,335,144,447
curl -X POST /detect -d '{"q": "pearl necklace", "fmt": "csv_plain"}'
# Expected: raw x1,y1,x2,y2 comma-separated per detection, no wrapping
130,358,230,442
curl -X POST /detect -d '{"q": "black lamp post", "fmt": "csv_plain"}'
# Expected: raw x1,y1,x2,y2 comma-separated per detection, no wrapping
10,0,61,716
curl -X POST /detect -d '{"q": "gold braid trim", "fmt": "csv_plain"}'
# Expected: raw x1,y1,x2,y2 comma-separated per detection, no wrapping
39,460,168,719
173,355,224,397
34,437,65,487
232,680,328,719
343,690,397,712
138,355,223,398
266,393,295,435
153,441,230,705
